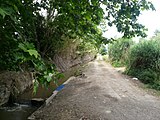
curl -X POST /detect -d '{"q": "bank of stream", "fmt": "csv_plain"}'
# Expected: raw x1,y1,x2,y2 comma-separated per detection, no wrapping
0,64,83,120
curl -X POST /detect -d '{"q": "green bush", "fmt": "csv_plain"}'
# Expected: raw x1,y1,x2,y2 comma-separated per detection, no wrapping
126,40,160,89
108,38,134,67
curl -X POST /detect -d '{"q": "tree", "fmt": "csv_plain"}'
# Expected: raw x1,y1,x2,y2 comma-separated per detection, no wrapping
0,0,155,88
152,30,160,41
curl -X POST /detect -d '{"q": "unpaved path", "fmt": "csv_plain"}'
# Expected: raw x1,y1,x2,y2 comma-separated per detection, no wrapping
31,61,160,120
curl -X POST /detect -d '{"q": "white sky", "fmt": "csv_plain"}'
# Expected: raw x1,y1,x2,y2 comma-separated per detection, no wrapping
138,0,160,38
103,0,160,39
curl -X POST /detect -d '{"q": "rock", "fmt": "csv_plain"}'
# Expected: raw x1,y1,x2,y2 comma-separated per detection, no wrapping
11,72,33,97
28,115,36,120
105,110,112,114
0,72,13,106
0,71,33,106
0,85,11,106
31,98,44,106
132,77,138,81
53,41,96,72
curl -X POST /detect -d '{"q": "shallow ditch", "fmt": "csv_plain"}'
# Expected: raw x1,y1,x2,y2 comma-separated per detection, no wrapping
0,65,82,120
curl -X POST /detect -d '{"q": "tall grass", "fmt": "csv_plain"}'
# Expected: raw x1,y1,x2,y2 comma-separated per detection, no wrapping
126,40,160,89
108,38,134,67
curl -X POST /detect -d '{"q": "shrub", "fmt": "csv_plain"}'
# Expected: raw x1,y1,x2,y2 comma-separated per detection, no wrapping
126,40,160,89
108,38,134,67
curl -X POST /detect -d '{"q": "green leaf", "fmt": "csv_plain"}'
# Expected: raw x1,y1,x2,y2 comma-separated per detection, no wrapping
18,43,27,52
33,80,39,94
108,22,112,27
149,2,155,11
0,7,14,18
25,42,35,49
27,49,39,58
0,8,6,18
0,8,11,18
13,5,18,12
44,73,53,82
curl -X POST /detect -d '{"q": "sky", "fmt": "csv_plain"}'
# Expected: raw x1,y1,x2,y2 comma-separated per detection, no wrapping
138,0,160,38
103,0,160,39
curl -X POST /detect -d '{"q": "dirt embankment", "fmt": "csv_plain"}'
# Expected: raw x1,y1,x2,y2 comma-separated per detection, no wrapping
0,72,33,106
30,61,160,120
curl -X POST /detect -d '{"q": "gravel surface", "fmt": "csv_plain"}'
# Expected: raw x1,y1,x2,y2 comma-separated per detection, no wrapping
30,61,160,120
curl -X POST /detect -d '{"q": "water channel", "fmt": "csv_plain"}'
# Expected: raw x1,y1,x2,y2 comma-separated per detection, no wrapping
0,65,82,120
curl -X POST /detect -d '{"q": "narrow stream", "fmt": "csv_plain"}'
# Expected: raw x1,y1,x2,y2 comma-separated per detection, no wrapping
0,103,39,120
0,65,82,120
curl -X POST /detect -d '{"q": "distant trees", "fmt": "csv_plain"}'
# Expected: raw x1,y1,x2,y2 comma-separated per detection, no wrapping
108,38,134,67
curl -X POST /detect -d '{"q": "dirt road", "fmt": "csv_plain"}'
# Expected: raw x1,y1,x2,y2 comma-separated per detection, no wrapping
31,61,160,120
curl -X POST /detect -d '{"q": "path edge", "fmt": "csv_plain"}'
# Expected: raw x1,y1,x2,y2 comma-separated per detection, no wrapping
28,76,76,120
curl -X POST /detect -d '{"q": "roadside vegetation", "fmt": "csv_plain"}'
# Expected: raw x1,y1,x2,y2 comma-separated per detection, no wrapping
126,39,160,90
108,38,135,67
0,0,154,91
108,33,160,90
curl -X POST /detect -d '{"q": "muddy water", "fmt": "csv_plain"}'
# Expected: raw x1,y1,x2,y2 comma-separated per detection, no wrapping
0,65,82,120
0,103,39,120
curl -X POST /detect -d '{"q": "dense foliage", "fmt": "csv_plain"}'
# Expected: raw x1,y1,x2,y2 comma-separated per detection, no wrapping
108,38,134,67
0,0,155,89
126,40,160,89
